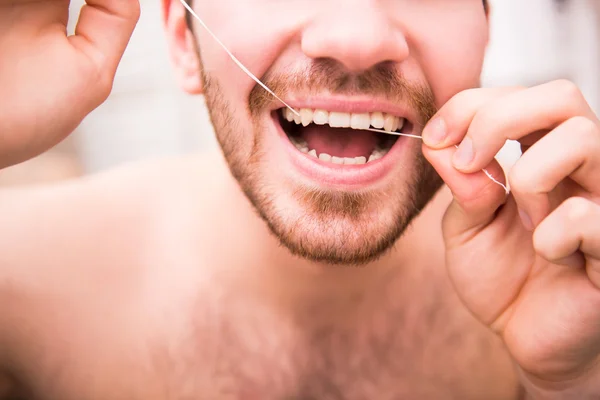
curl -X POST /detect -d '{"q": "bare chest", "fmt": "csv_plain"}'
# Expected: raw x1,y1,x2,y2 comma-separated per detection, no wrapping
150,294,520,400
19,274,519,400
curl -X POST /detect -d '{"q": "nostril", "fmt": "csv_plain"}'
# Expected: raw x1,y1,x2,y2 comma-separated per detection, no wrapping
302,31,409,74
300,7,410,73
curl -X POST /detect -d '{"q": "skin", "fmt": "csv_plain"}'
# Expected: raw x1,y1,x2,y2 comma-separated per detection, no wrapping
176,0,485,266
0,0,599,399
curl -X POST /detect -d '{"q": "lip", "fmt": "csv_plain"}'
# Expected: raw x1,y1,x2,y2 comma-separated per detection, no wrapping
271,111,414,190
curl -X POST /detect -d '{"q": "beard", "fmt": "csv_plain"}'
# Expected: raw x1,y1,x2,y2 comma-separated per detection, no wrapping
201,59,443,265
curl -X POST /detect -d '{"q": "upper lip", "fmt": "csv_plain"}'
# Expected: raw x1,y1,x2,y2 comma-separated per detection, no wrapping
271,95,418,124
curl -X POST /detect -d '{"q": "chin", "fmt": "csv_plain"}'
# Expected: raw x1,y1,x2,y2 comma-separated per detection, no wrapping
255,187,427,266
226,118,443,265
208,84,442,265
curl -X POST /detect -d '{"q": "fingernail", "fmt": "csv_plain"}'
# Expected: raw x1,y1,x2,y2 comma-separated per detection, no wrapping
423,117,447,146
453,137,475,169
518,208,533,231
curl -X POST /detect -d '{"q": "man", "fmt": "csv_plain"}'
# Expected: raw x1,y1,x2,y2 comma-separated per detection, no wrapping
0,0,599,398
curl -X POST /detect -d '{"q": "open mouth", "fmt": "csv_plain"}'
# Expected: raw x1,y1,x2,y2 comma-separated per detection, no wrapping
277,108,411,165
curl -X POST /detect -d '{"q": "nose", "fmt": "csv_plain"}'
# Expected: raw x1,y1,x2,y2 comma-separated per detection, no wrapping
301,1,409,73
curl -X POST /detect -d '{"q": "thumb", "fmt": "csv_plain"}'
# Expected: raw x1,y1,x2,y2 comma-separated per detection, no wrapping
422,144,508,244
71,0,140,78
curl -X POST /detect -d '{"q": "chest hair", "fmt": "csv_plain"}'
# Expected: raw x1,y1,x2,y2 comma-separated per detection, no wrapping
154,278,515,400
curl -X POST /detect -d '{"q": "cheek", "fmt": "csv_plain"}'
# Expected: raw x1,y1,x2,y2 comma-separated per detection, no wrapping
195,1,312,114
408,14,489,107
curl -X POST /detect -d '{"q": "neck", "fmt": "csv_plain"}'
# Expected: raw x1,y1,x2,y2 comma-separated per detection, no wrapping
211,152,451,319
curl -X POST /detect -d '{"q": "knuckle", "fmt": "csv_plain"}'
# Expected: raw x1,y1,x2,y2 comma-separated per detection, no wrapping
570,117,600,155
532,228,547,254
91,68,115,105
118,0,141,21
532,226,561,261
130,0,142,22
440,90,478,126
568,117,599,151
76,60,114,109
569,115,597,136
554,117,600,171
471,106,495,126
446,89,477,112
455,88,479,100
97,76,115,102
79,49,116,105
507,166,536,194
552,79,584,103
470,103,504,136
566,116,600,157
563,196,593,223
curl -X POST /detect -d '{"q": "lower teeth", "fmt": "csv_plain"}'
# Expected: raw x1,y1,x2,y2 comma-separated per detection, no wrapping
290,137,388,164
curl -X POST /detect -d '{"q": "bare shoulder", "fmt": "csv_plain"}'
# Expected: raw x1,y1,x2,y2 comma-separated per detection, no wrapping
0,153,233,396
0,152,238,300
0,152,226,258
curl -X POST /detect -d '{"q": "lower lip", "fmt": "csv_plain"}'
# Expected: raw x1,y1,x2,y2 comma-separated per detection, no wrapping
272,112,412,189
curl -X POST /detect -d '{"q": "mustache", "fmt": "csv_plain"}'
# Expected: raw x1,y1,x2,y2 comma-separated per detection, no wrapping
248,59,438,126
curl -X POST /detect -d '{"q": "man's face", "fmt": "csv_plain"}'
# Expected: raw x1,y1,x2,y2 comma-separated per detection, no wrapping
166,0,489,265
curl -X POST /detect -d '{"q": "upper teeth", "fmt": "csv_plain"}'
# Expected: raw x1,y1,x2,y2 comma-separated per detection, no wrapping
284,108,405,133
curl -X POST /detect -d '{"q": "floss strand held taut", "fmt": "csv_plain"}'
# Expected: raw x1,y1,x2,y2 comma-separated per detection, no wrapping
179,0,509,195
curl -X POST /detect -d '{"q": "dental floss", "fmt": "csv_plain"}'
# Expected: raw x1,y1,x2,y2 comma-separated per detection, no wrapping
368,128,509,194
483,168,510,195
366,128,423,140
178,0,299,116
180,0,509,195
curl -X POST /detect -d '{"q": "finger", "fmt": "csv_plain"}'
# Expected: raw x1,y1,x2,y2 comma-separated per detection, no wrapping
508,116,600,229
431,80,596,174
533,197,600,286
422,87,520,149
70,0,140,79
457,80,596,173
423,144,508,240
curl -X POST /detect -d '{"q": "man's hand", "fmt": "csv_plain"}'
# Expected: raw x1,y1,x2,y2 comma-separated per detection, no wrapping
422,80,600,398
0,0,140,169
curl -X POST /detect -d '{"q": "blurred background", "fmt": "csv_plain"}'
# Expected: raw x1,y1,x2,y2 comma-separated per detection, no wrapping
1,0,599,186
